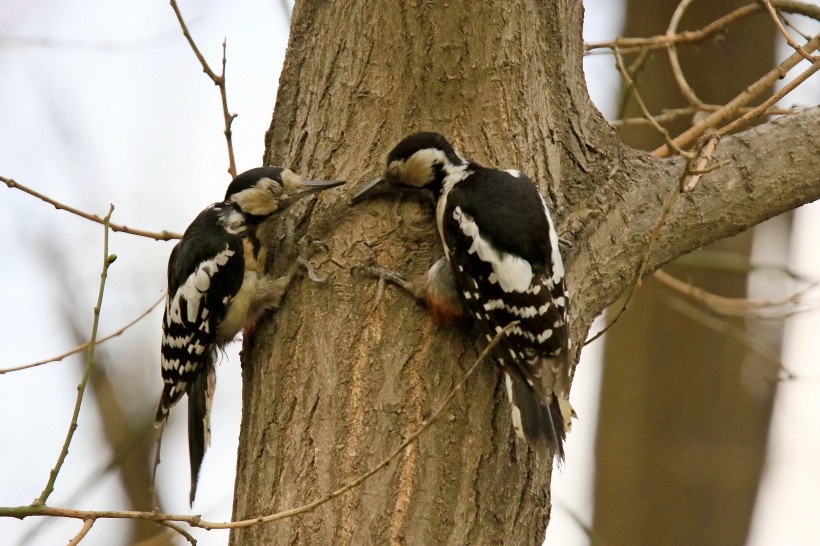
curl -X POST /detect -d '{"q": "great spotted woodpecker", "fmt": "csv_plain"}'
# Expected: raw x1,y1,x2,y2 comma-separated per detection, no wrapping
157,167,344,504
351,132,573,460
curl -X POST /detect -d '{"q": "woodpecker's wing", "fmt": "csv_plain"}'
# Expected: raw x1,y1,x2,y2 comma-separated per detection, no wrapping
441,167,570,400
157,204,244,422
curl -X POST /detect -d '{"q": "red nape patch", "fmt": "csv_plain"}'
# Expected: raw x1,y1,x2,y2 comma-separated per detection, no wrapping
426,294,463,323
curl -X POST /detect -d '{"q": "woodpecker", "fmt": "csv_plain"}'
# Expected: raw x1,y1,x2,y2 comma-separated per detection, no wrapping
351,132,573,460
157,166,344,504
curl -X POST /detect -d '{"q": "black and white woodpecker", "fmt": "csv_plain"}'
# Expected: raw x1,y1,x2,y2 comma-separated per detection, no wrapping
351,132,573,460
157,166,344,504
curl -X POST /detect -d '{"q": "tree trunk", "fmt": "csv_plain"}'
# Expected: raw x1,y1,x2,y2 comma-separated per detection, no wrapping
229,1,820,544
595,3,780,545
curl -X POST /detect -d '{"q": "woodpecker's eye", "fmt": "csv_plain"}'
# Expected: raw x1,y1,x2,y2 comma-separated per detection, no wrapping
387,163,402,182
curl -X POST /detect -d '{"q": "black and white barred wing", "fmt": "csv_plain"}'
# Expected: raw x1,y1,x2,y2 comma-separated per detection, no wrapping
442,171,570,397
441,170,572,456
156,206,244,424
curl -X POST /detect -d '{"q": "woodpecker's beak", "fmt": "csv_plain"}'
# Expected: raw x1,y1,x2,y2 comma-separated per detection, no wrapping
349,176,396,204
284,178,346,204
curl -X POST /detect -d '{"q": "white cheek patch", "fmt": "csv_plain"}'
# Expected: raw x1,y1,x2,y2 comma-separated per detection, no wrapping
169,246,235,325
452,207,533,293
231,179,281,216
402,149,447,187
280,169,303,195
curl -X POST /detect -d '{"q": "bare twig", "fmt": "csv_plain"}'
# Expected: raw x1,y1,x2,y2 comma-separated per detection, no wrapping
2,322,519,532
611,104,797,128
0,295,164,375
654,32,820,157
2,176,180,241
613,48,694,158
34,206,117,506
762,0,818,62
585,164,690,345
65,519,94,546
717,57,820,136
664,295,797,379
682,136,719,191
666,0,702,107
584,1,820,54
654,269,820,318
160,521,197,545
169,0,237,178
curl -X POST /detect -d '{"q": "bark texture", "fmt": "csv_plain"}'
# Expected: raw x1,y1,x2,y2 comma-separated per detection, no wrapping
229,1,820,544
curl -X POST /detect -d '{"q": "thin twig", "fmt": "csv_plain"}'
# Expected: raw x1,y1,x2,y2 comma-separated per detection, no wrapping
682,136,719,191
2,322,519,531
65,519,94,546
2,176,180,241
34,205,117,506
717,58,820,136
161,521,197,545
666,0,702,107
611,104,797,127
584,1,820,54
663,295,797,379
0,295,164,375
613,48,693,158
654,32,820,157
169,0,237,178
654,269,819,317
762,0,818,62
585,164,690,345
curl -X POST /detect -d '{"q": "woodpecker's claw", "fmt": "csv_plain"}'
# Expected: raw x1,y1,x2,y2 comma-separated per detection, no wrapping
295,235,330,283
351,264,416,308
351,264,412,290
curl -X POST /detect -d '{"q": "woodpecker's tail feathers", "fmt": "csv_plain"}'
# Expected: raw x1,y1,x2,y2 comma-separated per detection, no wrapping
504,372,570,462
154,383,185,427
187,361,217,506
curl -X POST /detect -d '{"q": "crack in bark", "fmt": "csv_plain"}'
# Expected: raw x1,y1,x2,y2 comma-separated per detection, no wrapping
388,320,431,544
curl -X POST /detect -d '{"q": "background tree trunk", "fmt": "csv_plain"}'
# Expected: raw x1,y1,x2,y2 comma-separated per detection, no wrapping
227,1,820,544
594,3,782,545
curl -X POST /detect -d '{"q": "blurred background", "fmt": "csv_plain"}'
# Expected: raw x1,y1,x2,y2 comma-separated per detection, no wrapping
0,1,817,544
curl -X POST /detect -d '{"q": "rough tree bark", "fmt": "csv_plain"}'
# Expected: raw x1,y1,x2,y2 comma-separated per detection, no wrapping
229,1,820,544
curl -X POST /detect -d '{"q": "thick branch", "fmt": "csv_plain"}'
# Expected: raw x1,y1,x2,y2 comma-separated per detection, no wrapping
571,106,820,332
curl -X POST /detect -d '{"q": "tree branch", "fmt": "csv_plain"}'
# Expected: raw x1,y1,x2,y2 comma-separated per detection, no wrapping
35,206,117,505
1,176,181,241
0,295,164,375
0,323,516,531
169,0,238,178
571,106,820,333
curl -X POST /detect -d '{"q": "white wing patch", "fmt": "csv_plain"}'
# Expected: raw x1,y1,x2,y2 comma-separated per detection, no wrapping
452,206,533,292
504,374,525,439
539,195,565,285
168,246,235,325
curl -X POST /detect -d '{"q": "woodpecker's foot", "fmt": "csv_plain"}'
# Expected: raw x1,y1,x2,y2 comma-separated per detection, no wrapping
351,264,417,308
250,236,331,319
295,235,330,283
351,264,414,291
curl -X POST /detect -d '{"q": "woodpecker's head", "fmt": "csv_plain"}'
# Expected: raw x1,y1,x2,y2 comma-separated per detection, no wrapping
350,132,465,203
225,167,345,220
